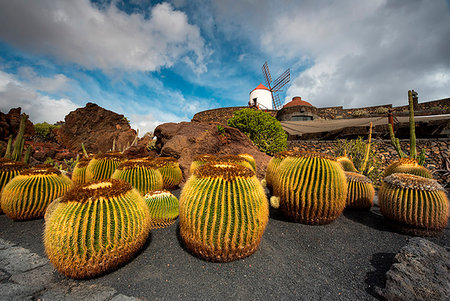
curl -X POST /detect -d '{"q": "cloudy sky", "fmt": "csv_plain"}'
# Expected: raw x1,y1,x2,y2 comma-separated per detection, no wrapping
0,0,449,134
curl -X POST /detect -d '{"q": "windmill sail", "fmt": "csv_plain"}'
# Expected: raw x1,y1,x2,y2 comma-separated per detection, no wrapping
261,61,290,110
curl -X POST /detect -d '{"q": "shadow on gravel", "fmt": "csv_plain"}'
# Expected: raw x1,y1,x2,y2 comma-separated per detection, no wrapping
343,207,392,232
365,252,395,300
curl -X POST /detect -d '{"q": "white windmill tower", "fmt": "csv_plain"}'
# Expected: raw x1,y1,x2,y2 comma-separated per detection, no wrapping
249,62,290,110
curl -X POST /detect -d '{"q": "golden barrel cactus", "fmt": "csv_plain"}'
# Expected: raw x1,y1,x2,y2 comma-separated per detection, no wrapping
179,162,269,262
153,157,183,189
218,155,255,172
379,173,448,236
189,154,217,174
144,190,179,229
336,156,358,172
265,151,296,192
1,165,72,220
85,152,126,182
273,152,347,224
238,153,256,172
71,157,91,185
112,159,163,195
383,158,432,179
44,179,151,279
0,159,27,214
345,172,375,209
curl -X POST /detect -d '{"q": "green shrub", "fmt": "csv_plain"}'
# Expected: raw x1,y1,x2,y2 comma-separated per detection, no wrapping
351,110,369,117
34,122,60,138
334,137,383,186
227,109,287,155
374,107,389,114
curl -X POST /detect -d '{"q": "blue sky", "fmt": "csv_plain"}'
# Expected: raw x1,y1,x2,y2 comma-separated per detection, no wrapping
0,0,449,135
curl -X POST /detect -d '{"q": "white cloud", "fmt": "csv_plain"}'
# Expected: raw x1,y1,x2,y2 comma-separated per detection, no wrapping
0,1,210,73
17,67,71,93
0,70,79,123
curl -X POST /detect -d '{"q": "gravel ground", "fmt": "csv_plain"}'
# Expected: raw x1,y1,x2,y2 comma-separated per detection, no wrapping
0,190,448,301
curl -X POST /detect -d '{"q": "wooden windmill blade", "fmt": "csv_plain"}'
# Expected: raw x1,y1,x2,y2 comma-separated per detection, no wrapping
262,62,272,88
272,93,282,110
271,68,290,92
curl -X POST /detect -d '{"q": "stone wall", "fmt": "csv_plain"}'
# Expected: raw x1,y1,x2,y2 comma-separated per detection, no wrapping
287,138,449,189
192,107,278,124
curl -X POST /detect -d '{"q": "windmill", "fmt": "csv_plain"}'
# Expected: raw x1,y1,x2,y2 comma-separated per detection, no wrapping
262,61,290,110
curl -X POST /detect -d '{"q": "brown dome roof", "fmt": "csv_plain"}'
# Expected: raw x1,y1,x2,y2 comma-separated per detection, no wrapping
283,96,312,108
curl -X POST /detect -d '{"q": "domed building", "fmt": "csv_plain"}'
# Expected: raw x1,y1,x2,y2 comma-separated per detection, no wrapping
276,97,319,121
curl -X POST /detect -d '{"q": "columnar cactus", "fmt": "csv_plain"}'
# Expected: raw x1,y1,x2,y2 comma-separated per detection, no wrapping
1,165,72,220
112,159,163,195
85,152,126,182
179,162,269,262
265,151,296,192
44,179,151,279
0,159,27,214
189,154,217,174
238,153,256,172
383,158,432,179
273,152,347,224
153,157,183,189
336,156,358,172
144,190,179,229
218,155,255,172
345,172,375,209
378,173,448,236
71,157,91,185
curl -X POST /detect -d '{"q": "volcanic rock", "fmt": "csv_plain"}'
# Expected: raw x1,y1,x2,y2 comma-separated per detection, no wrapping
153,121,271,183
55,103,137,153
378,237,450,301
0,108,35,140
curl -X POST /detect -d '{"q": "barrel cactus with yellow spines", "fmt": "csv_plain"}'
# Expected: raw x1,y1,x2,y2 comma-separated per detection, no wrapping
238,153,256,172
265,151,297,193
1,165,72,221
383,158,432,179
0,159,27,214
144,190,179,229
179,162,269,262
85,152,126,182
112,159,163,195
336,156,358,172
345,172,375,209
153,157,183,189
71,157,91,185
273,152,347,224
44,178,151,279
218,155,255,172
189,154,217,174
378,173,448,236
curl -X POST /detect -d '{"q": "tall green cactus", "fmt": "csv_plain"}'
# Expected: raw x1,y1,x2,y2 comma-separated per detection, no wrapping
179,162,269,262
44,179,151,279
85,152,126,182
4,114,29,162
112,159,163,195
272,152,347,224
144,190,179,229
379,173,448,236
1,165,72,220
153,157,183,190
345,172,375,209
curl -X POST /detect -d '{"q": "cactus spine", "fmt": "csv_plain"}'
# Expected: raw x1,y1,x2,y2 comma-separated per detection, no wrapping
265,151,296,193
189,154,217,174
44,179,151,279
144,190,179,229
383,157,432,179
0,159,27,214
378,173,448,236
218,155,255,172
71,157,91,185
345,172,375,209
112,159,163,195
273,152,347,224
153,157,182,190
85,152,126,182
179,162,269,262
238,153,256,172
1,165,72,220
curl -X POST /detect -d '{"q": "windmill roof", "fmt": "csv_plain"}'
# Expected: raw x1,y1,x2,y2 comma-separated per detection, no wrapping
283,97,313,108
250,83,270,93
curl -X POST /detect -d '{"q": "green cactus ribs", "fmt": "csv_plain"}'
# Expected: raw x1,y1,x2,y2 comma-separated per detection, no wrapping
179,162,269,262
189,154,217,174
383,158,432,179
0,159,27,214
378,173,448,236
71,157,91,185
1,164,72,220
265,150,298,192
144,190,179,229
85,151,126,182
44,178,151,279
345,172,375,209
273,152,347,225
112,158,163,195
337,156,358,172
237,153,256,172
153,157,183,189
217,155,255,172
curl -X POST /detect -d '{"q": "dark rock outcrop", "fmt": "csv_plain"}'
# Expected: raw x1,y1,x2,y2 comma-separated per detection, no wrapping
0,108,35,140
153,121,271,183
378,238,450,301
56,103,137,153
